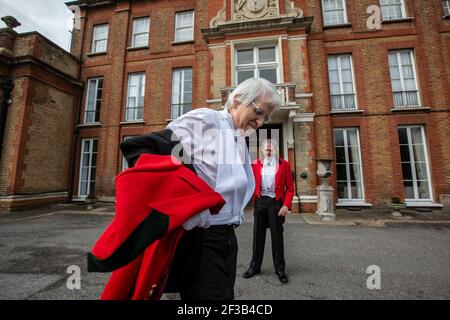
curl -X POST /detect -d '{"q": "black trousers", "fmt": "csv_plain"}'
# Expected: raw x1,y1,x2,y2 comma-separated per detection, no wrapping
250,196,285,273
176,224,238,300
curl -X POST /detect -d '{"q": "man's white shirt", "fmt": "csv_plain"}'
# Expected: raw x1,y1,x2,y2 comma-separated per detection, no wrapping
261,156,276,198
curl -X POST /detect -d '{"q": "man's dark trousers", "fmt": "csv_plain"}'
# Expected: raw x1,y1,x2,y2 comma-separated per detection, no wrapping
250,196,285,273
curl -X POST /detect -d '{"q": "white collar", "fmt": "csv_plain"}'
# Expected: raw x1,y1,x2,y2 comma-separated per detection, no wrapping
221,108,242,137
264,156,275,166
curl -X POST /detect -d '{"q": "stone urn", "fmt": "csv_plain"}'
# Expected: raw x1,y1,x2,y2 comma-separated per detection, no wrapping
85,193,99,210
387,197,406,217
315,158,335,221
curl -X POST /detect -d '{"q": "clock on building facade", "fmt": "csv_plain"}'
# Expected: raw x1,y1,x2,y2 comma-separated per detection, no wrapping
247,0,266,13
234,0,278,20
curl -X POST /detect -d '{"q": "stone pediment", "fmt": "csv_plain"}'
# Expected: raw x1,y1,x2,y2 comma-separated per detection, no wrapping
233,0,279,21
210,0,303,28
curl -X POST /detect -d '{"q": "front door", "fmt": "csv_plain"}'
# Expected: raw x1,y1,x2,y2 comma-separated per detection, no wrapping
246,123,283,162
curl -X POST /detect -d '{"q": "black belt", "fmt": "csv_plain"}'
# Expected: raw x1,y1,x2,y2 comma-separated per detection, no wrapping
209,224,239,230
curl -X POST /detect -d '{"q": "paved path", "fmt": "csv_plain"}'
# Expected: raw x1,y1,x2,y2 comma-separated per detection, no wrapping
0,206,449,300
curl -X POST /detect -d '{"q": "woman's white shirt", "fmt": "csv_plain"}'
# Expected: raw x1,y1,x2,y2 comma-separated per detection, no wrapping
167,108,255,228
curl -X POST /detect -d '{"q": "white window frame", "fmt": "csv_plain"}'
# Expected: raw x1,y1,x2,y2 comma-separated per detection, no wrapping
121,136,137,171
398,126,433,202
321,0,348,26
125,73,145,121
78,139,98,198
380,0,406,20
444,0,450,16
234,43,280,85
84,77,103,124
388,49,421,108
131,17,150,48
327,54,358,111
171,68,193,119
92,24,109,53
334,128,366,203
174,10,194,42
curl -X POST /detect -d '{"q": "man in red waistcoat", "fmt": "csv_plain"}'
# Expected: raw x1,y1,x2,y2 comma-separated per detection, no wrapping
243,139,294,283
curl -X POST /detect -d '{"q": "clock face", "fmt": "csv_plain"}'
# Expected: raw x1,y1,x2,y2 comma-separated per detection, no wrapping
247,0,265,13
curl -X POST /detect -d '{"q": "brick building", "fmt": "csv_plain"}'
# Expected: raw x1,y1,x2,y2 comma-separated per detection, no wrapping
0,16,82,211
66,0,450,212
308,0,450,210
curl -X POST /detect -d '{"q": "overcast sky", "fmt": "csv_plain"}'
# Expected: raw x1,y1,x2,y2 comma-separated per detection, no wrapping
0,0,74,51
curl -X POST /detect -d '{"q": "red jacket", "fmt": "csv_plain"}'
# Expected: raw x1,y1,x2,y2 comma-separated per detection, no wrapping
87,153,225,300
253,158,295,209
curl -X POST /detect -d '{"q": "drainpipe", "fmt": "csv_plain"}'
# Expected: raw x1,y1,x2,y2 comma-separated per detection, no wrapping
67,85,83,201
67,10,86,201
0,77,13,159
292,122,301,212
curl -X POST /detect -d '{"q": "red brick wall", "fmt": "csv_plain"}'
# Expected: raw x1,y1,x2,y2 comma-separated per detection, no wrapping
308,0,450,207
73,0,210,197
71,0,450,210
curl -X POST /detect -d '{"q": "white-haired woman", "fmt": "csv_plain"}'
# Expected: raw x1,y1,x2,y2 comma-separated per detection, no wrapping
168,77,280,299
122,77,281,300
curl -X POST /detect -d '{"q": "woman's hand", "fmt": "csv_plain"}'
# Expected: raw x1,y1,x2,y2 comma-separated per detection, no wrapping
182,210,211,230
278,205,289,217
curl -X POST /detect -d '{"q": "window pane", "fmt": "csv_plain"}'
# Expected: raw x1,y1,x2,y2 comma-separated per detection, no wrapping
86,81,96,111
127,73,145,120
403,180,414,199
328,54,356,110
259,47,276,63
330,83,340,95
348,147,360,164
238,70,255,84
334,129,344,146
388,53,398,66
445,1,450,16
176,28,193,42
80,179,87,196
92,25,108,53
259,69,277,83
398,127,408,144
237,50,254,65
417,180,430,199
415,162,428,181
334,128,363,200
400,145,410,162
335,147,346,164
328,56,338,70
79,139,98,197
398,126,431,201
337,182,347,199
171,68,193,118
133,34,148,47
175,11,194,42
390,50,419,107
91,153,97,166
133,17,149,34
350,181,361,199
176,11,193,28
410,127,423,144
401,162,412,180
137,107,143,120
381,0,404,20
412,144,425,162
322,0,346,25
336,164,347,180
